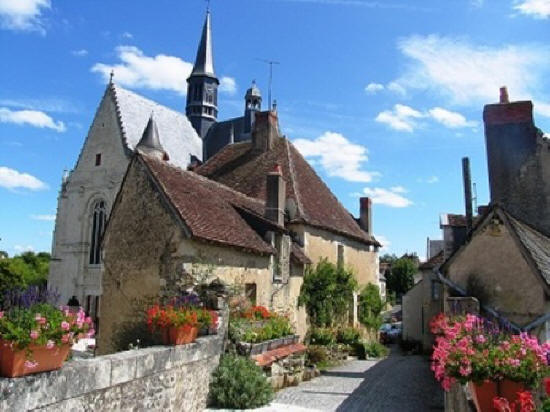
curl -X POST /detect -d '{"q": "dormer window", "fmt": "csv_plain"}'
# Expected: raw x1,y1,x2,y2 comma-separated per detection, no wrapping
95,154,101,166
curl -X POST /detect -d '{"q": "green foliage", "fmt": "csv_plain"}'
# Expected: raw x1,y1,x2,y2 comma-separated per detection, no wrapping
229,315,293,343
309,327,336,345
363,341,389,358
298,259,357,327
209,355,274,409
358,284,384,332
306,345,328,366
337,327,361,345
385,256,416,297
0,252,50,303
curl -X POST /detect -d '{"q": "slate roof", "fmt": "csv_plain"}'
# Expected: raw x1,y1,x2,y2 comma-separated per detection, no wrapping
507,213,550,286
196,137,380,246
110,83,203,168
203,116,249,159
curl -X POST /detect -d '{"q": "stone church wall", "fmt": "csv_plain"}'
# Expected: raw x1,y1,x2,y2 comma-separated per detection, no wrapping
49,89,130,305
0,322,226,412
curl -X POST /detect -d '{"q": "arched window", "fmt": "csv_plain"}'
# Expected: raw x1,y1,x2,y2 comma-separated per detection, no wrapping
89,200,106,265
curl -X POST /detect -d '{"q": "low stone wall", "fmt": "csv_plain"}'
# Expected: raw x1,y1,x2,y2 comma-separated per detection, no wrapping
0,316,226,411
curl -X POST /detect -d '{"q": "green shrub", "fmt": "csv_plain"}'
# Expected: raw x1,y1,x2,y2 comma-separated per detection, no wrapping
229,315,294,343
358,284,384,333
209,355,274,409
337,327,361,345
306,345,328,366
363,341,389,358
309,327,336,345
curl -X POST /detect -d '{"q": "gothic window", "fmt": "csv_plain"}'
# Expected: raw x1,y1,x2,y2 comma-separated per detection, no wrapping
89,200,106,265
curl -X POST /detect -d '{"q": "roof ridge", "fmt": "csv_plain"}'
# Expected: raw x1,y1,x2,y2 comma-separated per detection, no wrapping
109,83,130,150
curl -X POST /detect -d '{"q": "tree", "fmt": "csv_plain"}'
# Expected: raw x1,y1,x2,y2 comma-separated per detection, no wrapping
358,283,384,332
298,259,357,327
0,252,50,298
385,256,416,298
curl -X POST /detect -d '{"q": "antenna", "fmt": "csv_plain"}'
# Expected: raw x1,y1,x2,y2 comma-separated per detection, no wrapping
257,58,280,110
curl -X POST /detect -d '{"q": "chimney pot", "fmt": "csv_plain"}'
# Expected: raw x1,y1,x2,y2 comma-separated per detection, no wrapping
500,86,509,104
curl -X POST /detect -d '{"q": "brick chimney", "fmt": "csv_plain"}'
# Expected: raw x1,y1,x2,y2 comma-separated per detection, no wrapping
483,87,550,233
252,111,279,153
265,164,286,226
359,197,372,235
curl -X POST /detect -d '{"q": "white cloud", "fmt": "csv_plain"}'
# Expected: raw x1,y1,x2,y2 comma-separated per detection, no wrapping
391,35,550,116
0,0,50,34
514,0,550,18
0,97,80,114
387,81,407,96
374,234,391,251
0,166,47,190
219,76,237,95
390,186,407,193
375,104,423,132
92,46,194,95
365,83,384,94
362,186,413,208
72,49,88,57
428,107,477,128
14,245,34,252
293,131,379,182
30,214,55,221
0,107,66,132
122,31,133,39
427,176,439,184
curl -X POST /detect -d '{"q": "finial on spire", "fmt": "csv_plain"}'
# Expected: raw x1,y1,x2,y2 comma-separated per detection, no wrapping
109,70,114,84
206,0,211,12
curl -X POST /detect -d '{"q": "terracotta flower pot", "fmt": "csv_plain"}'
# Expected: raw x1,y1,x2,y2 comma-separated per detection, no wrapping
167,326,198,345
469,380,527,412
0,340,71,378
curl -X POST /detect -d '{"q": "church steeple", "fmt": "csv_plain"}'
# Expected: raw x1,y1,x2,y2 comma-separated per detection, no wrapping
186,11,219,139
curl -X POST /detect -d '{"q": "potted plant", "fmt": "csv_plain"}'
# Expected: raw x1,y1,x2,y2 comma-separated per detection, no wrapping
430,313,550,412
0,303,94,377
146,304,213,345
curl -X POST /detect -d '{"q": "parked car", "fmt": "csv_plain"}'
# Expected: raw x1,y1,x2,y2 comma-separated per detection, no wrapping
379,322,402,344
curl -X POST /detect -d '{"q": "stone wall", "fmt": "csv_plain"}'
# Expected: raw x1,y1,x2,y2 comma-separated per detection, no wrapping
0,320,226,412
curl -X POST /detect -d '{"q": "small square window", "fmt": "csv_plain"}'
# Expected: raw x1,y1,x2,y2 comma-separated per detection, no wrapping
95,154,101,166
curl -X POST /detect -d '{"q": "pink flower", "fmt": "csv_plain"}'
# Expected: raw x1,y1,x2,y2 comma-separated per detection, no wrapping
30,330,39,340
474,334,486,344
46,340,55,349
61,334,71,344
24,360,38,369
61,321,70,331
85,316,93,325
86,328,96,338
0,311,4,319
508,358,520,367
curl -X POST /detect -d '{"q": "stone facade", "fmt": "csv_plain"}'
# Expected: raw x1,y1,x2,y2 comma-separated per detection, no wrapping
0,319,225,412
99,158,306,354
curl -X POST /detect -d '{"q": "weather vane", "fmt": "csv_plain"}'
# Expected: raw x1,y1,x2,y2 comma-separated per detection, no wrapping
205,0,211,12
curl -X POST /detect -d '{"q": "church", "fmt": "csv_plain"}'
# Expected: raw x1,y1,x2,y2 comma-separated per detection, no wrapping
47,11,381,340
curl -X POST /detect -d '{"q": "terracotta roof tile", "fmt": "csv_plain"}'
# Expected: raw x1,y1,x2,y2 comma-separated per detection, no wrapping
196,138,378,246
419,250,445,270
141,155,275,255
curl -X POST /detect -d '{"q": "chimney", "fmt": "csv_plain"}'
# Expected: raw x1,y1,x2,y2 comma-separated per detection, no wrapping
462,157,473,233
483,87,542,226
359,197,372,235
265,164,286,226
252,111,279,153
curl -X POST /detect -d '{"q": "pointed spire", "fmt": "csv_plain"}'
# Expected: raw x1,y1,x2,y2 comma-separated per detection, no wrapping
137,114,167,160
191,11,215,77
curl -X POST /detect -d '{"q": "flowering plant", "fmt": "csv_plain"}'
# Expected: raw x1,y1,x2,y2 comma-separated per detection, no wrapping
0,303,94,354
242,306,271,320
493,390,536,412
146,304,214,331
430,313,550,391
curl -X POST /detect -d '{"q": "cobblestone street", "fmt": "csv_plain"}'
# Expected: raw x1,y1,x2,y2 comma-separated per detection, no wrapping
256,346,444,412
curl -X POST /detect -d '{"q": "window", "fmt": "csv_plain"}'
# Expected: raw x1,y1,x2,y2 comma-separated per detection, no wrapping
89,200,106,265
95,153,101,166
245,283,257,305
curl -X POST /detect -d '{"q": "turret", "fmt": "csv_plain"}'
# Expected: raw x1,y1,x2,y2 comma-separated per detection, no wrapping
136,114,168,161
186,11,219,139
244,81,262,134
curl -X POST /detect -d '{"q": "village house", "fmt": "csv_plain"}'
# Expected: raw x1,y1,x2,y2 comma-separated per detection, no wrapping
97,110,380,354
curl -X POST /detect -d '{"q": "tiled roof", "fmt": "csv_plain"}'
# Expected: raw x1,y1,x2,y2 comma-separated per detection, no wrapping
111,84,203,168
291,243,312,265
140,155,275,255
419,250,445,270
196,138,379,246
507,214,550,286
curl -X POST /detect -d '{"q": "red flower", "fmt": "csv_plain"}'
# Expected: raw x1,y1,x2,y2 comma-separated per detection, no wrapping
545,377,550,396
517,390,535,412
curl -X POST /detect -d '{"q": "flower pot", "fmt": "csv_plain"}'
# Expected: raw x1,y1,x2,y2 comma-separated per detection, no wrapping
168,326,198,345
0,340,71,378
469,380,526,412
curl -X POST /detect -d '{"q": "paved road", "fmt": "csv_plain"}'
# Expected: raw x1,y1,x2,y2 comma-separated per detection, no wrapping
265,346,444,412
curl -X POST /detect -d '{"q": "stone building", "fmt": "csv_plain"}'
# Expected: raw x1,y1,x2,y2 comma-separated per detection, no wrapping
47,82,202,310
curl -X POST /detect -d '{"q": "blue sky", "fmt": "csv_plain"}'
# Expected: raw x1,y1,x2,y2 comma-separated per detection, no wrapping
0,0,549,258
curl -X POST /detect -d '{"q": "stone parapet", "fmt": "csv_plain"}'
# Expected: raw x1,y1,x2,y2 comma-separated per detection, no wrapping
0,314,226,412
